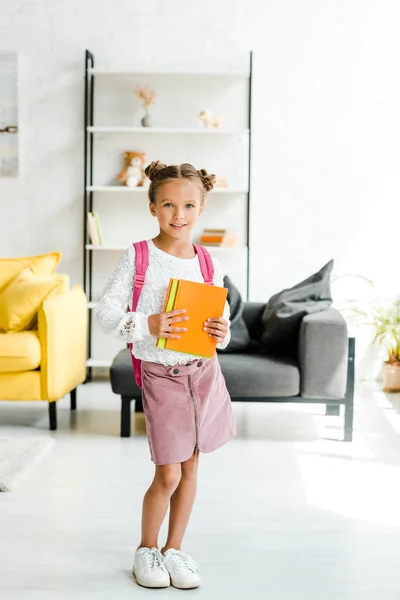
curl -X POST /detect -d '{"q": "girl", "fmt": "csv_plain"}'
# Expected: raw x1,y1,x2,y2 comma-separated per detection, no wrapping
96,161,236,590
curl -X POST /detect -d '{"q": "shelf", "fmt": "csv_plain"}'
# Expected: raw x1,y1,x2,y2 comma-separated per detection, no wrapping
88,68,249,79
87,126,249,135
86,244,247,253
87,186,248,194
86,358,112,368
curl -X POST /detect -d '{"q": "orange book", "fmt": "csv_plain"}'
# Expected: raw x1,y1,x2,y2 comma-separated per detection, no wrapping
157,279,228,358
200,234,237,247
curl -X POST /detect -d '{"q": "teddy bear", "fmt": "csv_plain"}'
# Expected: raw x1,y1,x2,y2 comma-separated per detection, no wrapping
117,151,146,187
199,110,221,129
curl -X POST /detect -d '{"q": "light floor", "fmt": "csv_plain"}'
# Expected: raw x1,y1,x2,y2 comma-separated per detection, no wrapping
1,380,400,599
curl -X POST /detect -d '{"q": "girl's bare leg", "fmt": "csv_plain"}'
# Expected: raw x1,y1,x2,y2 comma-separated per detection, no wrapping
161,448,200,553
139,463,182,549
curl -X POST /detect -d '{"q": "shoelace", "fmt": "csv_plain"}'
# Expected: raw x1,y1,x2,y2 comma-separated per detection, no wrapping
143,548,165,572
169,551,199,575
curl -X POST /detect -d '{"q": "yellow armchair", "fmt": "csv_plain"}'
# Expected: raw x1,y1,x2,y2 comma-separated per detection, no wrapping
0,268,88,430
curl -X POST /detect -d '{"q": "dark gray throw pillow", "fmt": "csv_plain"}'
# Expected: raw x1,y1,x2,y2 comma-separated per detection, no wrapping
261,260,334,357
217,275,252,353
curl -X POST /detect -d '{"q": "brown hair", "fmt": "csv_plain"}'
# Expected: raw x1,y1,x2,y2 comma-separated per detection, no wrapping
144,161,216,204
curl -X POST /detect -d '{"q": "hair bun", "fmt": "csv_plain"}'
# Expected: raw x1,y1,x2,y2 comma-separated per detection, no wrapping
145,160,167,180
197,168,216,192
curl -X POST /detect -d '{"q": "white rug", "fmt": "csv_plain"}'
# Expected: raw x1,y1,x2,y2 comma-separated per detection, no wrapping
0,437,55,492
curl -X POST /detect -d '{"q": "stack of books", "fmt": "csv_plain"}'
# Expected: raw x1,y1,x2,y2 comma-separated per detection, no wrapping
87,212,103,246
199,229,237,247
157,278,227,358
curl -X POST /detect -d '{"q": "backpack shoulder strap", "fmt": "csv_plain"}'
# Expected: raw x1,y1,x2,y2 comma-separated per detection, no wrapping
193,244,214,286
131,240,149,310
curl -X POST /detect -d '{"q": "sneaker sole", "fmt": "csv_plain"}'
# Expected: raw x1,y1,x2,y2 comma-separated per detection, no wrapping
171,580,201,590
132,567,170,589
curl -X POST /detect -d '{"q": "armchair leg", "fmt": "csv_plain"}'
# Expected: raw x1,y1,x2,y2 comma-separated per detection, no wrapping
121,396,132,438
70,388,77,411
49,402,57,431
326,404,340,416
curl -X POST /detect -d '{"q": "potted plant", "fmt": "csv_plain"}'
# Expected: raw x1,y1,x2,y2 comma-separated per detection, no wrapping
351,297,400,392
135,85,156,128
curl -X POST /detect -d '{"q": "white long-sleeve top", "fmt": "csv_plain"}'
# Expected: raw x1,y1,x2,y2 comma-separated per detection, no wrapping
95,239,231,366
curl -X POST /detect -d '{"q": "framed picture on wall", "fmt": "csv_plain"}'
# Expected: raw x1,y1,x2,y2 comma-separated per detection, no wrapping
0,51,18,177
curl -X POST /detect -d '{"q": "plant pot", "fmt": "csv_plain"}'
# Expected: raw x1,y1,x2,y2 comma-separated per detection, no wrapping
141,112,152,128
382,361,400,392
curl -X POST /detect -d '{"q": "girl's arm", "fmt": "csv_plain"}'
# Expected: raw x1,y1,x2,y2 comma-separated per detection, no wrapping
212,256,231,350
95,246,151,342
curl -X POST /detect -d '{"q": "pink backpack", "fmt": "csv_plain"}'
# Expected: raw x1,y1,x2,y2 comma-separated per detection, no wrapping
127,240,215,388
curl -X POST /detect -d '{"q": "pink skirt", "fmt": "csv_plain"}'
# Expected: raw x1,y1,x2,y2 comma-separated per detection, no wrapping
141,355,237,465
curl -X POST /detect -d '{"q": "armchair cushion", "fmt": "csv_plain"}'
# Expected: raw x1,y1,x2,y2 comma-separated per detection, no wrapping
261,260,334,357
0,330,41,372
0,251,61,292
0,268,63,332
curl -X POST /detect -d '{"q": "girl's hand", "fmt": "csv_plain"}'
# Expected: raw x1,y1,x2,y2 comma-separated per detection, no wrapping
148,309,189,339
204,317,229,344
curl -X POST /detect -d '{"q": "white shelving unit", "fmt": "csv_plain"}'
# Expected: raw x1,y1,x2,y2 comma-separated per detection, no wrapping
86,358,112,368
85,244,246,253
88,69,249,78
88,126,249,135
84,50,253,372
87,186,248,194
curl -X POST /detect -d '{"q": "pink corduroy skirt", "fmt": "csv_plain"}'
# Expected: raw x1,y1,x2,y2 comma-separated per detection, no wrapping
140,355,237,466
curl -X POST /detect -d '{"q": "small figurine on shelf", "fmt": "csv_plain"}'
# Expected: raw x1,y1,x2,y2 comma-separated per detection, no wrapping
199,109,221,129
117,151,146,187
214,175,228,188
135,85,156,127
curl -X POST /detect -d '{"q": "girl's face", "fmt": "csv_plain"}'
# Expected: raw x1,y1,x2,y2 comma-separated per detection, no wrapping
150,179,204,239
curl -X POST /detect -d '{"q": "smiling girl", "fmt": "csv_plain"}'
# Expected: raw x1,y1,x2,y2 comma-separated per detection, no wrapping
96,161,236,590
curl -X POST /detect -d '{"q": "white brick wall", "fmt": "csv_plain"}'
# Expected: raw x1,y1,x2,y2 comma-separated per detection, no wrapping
1,0,400,307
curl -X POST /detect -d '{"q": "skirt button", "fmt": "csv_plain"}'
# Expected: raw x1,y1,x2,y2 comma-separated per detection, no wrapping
197,362,203,368
173,368,179,374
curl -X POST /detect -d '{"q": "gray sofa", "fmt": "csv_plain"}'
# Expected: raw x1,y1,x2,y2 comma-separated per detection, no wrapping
110,302,355,441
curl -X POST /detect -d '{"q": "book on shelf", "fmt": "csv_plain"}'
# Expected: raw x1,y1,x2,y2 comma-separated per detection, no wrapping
156,278,228,358
199,229,237,247
93,212,103,245
86,212,102,246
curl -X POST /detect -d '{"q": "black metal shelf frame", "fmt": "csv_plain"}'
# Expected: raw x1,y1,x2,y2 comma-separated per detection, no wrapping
83,49,253,375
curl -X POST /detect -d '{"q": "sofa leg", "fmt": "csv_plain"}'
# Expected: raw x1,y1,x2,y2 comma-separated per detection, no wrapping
70,388,77,411
344,399,354,442
325,404,340,416
121,396,132,438
49,402,57,431
134,399,144,413
343,337,355,442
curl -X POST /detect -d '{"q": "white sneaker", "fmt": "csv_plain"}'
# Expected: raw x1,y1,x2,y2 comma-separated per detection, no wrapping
163,549,201,589
132,547,170,588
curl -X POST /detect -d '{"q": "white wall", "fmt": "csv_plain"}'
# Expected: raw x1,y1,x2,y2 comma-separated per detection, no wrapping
1,0,400,370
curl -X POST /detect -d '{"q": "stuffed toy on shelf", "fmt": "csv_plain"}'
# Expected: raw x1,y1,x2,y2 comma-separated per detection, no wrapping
117,151,146,187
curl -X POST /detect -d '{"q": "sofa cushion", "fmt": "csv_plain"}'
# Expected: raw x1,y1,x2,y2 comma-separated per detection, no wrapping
218,275,252,353
0,267,63,332
110,348,300,399
261,260,334,357
0,251,61,292
0,330,41,373
218,352,300,397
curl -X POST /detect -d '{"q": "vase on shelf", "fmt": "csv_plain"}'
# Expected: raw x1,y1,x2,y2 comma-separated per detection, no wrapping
141,110,152,128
